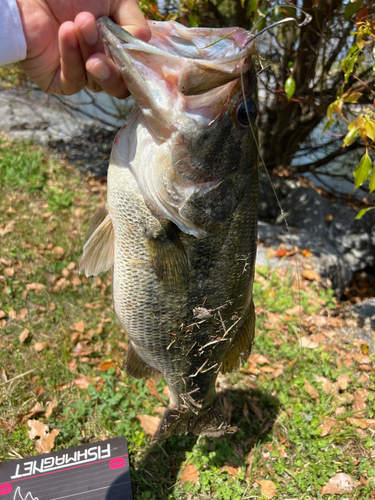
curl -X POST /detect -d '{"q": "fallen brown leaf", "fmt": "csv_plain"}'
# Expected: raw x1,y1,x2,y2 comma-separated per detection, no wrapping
136,414,161,437
301,269,321,282
67,359,77,372
18,308,28,320
320,417,338,437
352,389,368,415
249,354,270,365
19,328,29,343
46,398,58,419
84,303,101,310
71,276,81,286
153,406,166,416
271,367,284,378
35,386,45,398
96,378,105,391
8,308,17,320
52,246,64,259
304,379,319,399
98,361,116,371
315,375,336,395
73,375,92,389
264,312,280,329
0,221,15,236
245,450,255,480
180,463,199,486
26,283,46,293
358,364,372,372
28,419,60,454
72,342,93,357
243,403,251,425
25,402,44,419
257,479,277,499
222,463,240,477
354,353,371,365
335,406,346,416
260,366,275,373
299,336,319,349
248,400,264,421
36,428,60,453
321,473,358,495
146,378,165,405
337,373,350,390
347,417,368,429
72,320,85,333
285,305,301,316
310,333,326,344
360,476,370,487
28,419,48,439
34,341,48,353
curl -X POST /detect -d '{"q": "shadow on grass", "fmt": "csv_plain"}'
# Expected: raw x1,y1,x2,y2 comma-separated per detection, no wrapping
107,387,279,499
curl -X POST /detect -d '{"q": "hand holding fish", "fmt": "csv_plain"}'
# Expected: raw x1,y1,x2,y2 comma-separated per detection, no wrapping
14,0,150,97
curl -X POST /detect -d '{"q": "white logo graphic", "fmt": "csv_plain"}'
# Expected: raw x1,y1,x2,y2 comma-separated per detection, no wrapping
13,486,39,500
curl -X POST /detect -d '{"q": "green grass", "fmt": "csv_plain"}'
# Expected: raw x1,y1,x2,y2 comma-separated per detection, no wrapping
1,136,375,499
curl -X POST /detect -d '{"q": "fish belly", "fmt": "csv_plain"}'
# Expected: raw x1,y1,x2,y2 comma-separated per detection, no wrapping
108,161,258,437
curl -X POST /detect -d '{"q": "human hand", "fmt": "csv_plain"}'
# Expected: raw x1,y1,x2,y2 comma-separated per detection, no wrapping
15,0,150,98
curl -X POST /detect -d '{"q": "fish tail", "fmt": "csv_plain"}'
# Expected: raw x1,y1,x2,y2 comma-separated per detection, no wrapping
157,397,227,440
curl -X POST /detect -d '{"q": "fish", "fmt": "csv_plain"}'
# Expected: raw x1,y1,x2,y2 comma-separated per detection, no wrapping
80,17,259,439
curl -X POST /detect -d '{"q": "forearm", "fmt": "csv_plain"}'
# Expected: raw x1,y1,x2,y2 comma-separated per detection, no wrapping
0,0,27,65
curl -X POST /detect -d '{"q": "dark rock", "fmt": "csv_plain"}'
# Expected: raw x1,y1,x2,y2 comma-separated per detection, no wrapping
354,298,375,324
50,127,116,177
276,186,331,235
349,298,375,352
264,184,375,285
258,221,352,297
329,205,375,271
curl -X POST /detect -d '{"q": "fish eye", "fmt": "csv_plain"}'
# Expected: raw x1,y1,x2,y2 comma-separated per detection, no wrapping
236,100,257,127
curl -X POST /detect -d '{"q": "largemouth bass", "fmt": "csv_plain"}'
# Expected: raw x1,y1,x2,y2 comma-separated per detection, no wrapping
80,17,258,439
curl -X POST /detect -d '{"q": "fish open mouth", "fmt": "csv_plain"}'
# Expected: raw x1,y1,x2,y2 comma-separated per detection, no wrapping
97,17,258,238
97,17,255,97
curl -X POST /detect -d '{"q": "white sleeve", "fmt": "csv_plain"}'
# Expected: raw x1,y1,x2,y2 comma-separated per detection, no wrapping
0,0,27,66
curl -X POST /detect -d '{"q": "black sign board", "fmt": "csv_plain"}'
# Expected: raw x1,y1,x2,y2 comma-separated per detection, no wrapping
0,436,132,500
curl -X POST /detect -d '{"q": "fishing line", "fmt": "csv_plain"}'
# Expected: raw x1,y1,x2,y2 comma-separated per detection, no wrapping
239,5,313,338
244,4,312,46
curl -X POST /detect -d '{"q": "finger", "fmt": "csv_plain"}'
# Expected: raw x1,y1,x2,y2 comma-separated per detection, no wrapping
86,54,130,99
110,0,151,42
52,21,87,95
74,12,105,92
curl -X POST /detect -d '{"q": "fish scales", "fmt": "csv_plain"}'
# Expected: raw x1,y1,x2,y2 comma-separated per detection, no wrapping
80,18,259,438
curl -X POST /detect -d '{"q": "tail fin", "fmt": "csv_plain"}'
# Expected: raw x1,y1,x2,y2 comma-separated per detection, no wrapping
156,397,227,440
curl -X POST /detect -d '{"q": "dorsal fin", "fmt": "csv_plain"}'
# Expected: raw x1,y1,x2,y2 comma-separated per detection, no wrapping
79,205,114,277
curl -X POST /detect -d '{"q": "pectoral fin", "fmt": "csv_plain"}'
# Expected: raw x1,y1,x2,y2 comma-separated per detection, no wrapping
147,223,189,290
79,205,114,277
220,300,255,374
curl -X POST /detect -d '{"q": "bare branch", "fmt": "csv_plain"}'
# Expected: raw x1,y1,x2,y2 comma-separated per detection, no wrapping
289,141,363,173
